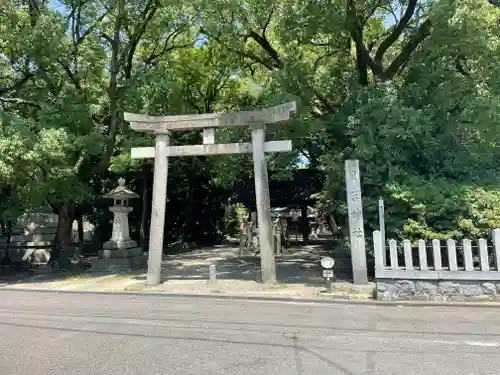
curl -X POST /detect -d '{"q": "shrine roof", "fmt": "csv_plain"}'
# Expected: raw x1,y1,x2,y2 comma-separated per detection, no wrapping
231,169,325,208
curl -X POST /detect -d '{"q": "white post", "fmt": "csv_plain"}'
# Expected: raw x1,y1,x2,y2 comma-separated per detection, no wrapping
373,230,383,271
208,264,217,284
345,159,368,284
251,124,276,284
147,134,169,286
478,238,489,271
378,197,386,266
493,229,500,271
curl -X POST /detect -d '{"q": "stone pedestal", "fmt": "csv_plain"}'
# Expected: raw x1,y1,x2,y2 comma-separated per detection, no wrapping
91,178,146,272
90,254,147,272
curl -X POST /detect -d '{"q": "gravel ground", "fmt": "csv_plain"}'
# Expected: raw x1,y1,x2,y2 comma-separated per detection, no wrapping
0,241,374,299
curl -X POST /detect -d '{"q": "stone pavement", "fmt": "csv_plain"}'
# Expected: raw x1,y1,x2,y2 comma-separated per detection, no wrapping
0,242,374,299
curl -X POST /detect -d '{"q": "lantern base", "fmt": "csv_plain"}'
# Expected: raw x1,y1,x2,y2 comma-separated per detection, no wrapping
103,239,138,250
90,251,147,272
98,247,143,259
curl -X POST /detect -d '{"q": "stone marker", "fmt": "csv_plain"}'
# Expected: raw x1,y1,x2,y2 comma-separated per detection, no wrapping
345,160,368,284
91,178,146,271
378,197,386,266
208,264,217,284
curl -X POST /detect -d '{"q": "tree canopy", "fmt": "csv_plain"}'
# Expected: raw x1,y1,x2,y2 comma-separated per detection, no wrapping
1,0,500,262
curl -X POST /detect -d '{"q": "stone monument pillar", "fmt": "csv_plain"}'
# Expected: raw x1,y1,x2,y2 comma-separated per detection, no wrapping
91,178,147,271
345,159,368,284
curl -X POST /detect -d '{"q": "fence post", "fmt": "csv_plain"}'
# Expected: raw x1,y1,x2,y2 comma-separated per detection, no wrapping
432,239,442,271
446,239,458,272
373,231,383,271
493,229,500,271
389,239,398,270
463,239,473,271
418,239,427,271
403,240,413,270
478,238,489,271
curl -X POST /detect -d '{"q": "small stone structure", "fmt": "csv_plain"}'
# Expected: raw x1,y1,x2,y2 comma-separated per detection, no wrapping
373,229,500,301
1,212,94,264
91,178,146,271
0,212,57,264
238,213,286,256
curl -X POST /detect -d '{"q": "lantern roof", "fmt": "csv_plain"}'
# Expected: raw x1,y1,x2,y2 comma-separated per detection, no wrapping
103,178,139,199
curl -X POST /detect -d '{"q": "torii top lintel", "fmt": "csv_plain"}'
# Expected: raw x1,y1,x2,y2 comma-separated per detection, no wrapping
124,101,297,133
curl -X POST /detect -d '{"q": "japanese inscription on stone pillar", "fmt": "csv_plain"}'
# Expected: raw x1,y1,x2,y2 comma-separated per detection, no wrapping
345,159,368,284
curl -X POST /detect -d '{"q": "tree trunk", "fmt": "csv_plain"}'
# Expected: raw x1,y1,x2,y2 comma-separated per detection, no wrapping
1,220,13,265
182,188,195,243
77,216,84,243
50,200,75,269
301,205,310,244
326,214,339,234
75,204,84,243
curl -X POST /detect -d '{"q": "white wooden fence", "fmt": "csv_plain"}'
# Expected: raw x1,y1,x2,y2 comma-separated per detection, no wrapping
373,229,500,281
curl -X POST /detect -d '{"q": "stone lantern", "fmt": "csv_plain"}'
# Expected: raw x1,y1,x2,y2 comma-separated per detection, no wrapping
91,178,146,271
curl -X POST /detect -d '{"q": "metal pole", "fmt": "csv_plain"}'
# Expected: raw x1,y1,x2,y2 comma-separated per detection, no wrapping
326,278,333,294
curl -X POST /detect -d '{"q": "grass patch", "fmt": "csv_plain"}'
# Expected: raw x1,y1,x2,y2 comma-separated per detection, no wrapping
268,283,289,290
123,285,146,292
107,273,142,280
63,274,95,281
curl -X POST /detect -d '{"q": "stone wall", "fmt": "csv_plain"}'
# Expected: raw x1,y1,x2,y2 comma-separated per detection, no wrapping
1,212,95,264
377,279,500,302
1,212,57,263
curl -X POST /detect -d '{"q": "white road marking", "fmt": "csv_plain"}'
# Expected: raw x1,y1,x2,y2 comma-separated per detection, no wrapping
465,341,500,347
324,335,500,348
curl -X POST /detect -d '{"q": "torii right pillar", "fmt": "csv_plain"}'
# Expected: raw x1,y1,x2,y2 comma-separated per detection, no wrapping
251,123,276,284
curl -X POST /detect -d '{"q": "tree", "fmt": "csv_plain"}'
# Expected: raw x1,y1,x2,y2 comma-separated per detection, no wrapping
2,0,500,265
195,0,500,241
0,0,196,266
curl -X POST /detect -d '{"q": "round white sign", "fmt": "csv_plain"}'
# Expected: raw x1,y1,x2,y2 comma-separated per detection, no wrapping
320,257,335,269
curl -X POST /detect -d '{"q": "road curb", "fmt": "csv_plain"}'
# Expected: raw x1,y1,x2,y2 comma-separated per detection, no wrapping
1,287,500,308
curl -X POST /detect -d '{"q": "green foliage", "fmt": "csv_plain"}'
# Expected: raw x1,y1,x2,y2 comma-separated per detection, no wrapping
223,203,245,237
386,179,500,240
2,0,500,253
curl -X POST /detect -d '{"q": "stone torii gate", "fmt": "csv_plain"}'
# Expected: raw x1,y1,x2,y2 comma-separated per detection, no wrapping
124,101,296,286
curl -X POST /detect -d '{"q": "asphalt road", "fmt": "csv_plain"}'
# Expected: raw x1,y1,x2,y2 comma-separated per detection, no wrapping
0,291,499,375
